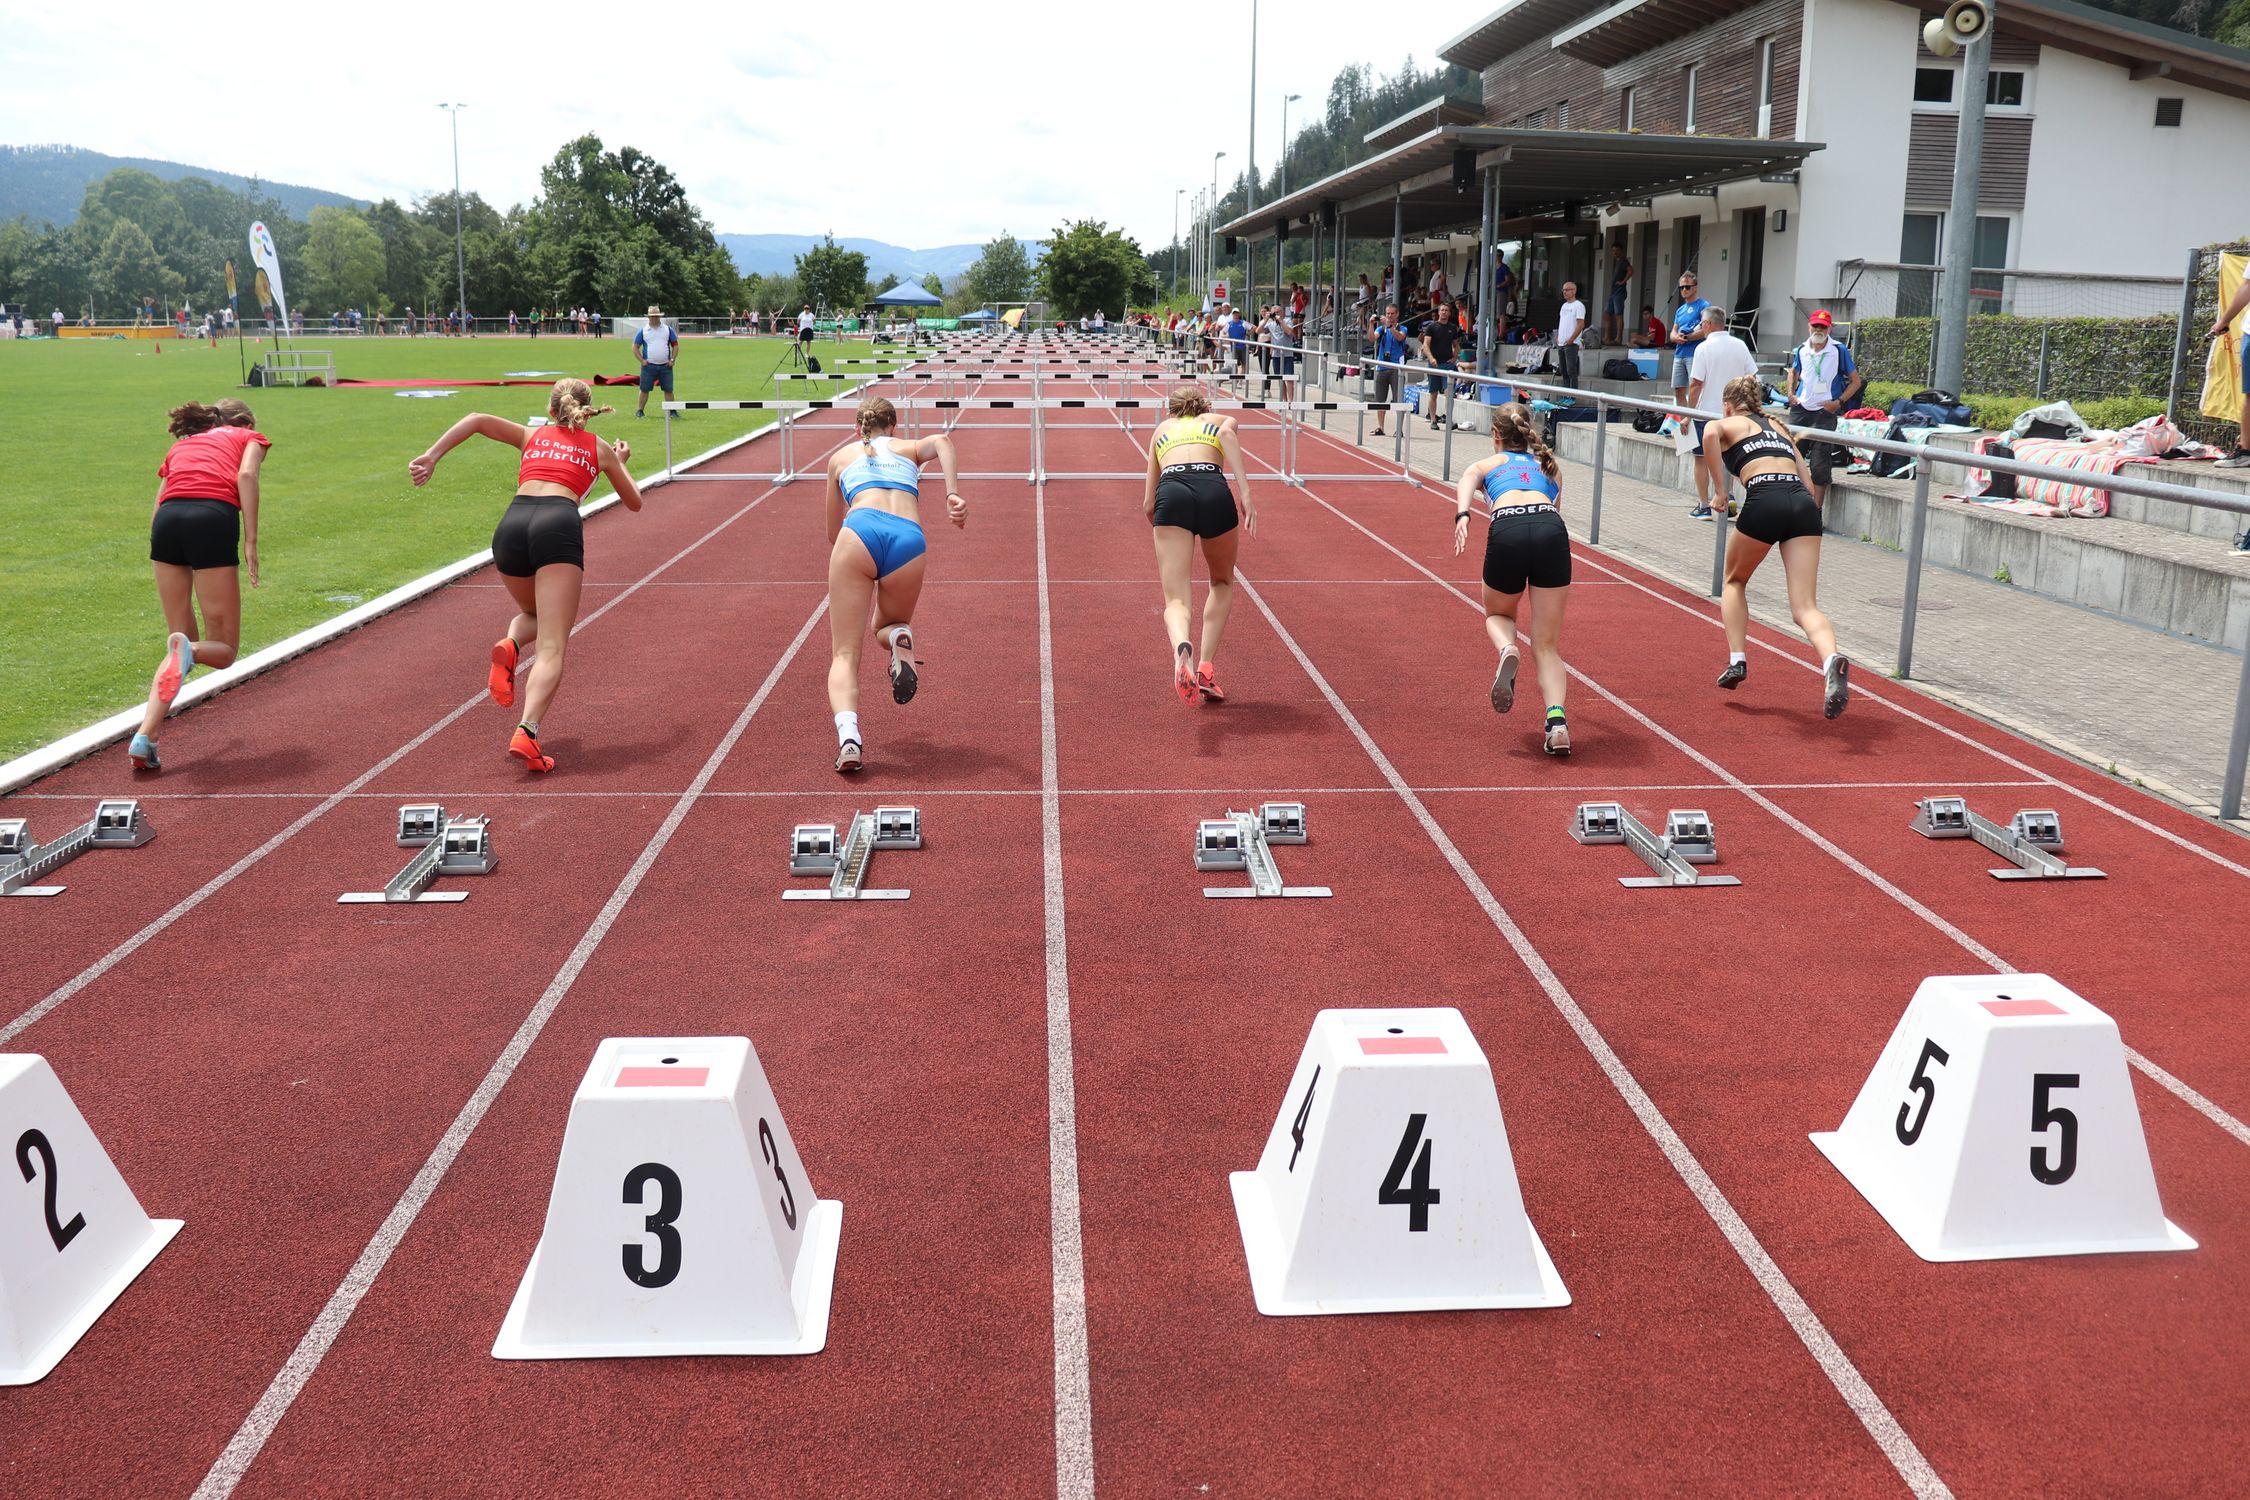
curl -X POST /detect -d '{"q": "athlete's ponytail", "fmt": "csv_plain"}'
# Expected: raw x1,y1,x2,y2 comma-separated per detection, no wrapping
1490,402,1559,483
167,401,223,438
549,378,613,430
856,395,897,454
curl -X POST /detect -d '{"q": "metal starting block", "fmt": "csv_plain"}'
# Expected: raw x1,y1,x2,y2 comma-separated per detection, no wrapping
1571,802,1741,889
0,799,155,897
338,805,499,903
784,806,921,901
1196,802,1329,899
1911,796,2104,880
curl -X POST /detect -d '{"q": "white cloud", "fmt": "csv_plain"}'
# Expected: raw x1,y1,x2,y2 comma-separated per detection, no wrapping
0,0,1449,251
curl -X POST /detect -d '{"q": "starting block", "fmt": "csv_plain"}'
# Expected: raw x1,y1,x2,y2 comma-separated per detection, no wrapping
494,1037,841,1358
338,805,497,903
1196,802,1329,899
1230,1008,1569,1315
1811,974,2193,1261
1,1055,183,1383
1571,802,1739,888
0,800,155,898
1911,796,2104,879
783,806,921,901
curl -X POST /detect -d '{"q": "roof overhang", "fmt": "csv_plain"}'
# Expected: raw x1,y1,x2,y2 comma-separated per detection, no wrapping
1438,0,1596,70
1555,0,1752,68
1219,125,1822,244
1362,97,1485,153
1890,0,2250,102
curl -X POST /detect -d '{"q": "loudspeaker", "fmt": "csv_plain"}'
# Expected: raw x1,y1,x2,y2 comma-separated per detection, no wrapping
1224,235,1238,255
1320,201,1337,229
1452,149,1476,194
1274,218,1290,240
1923,0,1990,56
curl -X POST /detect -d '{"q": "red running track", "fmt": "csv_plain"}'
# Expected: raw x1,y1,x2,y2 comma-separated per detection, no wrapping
2,376,2246,1498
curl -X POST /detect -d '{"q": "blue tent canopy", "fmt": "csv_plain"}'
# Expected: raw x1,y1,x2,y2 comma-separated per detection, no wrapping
959,308,998,322
870,284,943,307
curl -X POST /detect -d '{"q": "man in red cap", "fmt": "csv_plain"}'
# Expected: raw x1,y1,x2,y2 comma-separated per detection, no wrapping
1782,308,1862,506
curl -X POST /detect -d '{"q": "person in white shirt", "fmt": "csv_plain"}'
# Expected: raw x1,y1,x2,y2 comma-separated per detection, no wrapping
797,304,816,345
633,304,680,418
1553,281,1587,389
1093,309,1106,332
1683,307,1760,519
1782,309,1862,503
1426,257,1448,307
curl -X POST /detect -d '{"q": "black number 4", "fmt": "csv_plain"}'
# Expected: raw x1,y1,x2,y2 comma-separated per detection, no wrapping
1288,1066,1321,1172
1895,1038,1950,1146
2030,1073,2080,1185
621,1162,683,1288
1378,1114,1439,1232
15,1128,87,1252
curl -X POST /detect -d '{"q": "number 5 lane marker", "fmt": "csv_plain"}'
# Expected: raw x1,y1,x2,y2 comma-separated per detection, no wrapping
1232,573,1951,1500
190,599,830,1500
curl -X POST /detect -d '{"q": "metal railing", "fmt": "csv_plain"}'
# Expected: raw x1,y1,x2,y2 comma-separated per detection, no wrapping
1131,324,2250,822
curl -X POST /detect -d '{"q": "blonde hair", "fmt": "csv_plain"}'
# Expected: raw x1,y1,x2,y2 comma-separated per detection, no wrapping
1166,384,1212,419
548,378,612,430
168,398,256,438
857,395,898,453
1489,402,1560,482
1721,374,1767,416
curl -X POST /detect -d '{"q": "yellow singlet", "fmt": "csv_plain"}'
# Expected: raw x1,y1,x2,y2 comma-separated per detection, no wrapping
1153,417,1223,465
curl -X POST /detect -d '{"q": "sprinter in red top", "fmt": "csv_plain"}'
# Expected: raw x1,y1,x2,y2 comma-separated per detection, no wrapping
130,397,272,772
407,378,644,772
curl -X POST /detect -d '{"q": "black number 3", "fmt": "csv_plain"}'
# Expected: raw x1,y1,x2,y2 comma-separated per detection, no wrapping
15,1128,87,1252
621,1162,683,1287
758,1119,798,1231
1895,1038,1950,1146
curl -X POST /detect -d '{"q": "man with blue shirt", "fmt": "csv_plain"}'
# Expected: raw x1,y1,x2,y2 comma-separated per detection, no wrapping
1783,309,1863,503
1368,303,1410,435
1670,268,1710,398
1225,305,1250,381
634,304,680,418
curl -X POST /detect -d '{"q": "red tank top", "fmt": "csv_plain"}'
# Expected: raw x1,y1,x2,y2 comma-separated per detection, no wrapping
516,424,601,499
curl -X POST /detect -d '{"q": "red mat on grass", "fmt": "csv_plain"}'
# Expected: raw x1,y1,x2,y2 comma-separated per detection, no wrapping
336,373,640,389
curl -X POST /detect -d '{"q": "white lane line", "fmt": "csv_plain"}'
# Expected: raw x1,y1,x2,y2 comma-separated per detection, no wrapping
1284,416,2250,879
1036,477,1097,1500
1288,484,2250,1152
2,482,795,1047
1233,570,1950,1498
190,598,830,1500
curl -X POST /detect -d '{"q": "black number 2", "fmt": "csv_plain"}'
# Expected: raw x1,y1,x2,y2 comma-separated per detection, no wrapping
1895,1038,1950,1146
15,1128,87,1252
758,1119,798,1231
1288,1066,1321,1172
2030,1073,2080,1185
621,1162,683,1287
1378,1114,1440,1232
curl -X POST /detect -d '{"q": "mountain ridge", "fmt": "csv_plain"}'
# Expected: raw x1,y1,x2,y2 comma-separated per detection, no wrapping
718,233,1043,284
0,144,367,226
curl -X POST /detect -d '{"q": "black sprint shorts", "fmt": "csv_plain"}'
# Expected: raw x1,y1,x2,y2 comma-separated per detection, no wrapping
492,494,586,576
1735,475,1825,545
1150,464,1238,540
150,498,240,570
1482,504,1572,594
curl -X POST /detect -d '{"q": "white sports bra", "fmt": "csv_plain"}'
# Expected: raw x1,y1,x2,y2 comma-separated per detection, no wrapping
840,436,921,502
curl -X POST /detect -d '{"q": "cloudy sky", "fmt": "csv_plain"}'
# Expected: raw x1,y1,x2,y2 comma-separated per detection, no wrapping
0,0,1455,250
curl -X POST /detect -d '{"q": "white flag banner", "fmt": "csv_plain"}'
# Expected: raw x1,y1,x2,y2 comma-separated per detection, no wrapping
248,221,290,329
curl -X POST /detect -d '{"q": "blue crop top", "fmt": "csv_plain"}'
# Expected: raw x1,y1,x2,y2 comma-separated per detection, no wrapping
840,436,922,502
1480,452,1559,504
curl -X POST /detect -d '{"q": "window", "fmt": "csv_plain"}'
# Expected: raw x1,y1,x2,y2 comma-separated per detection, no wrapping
1987,69,2026,106
1622,85,1637,130
1897,211,2012,316
2156,97,2184,126
1557,98,1570,129
1914,67,1954,104
1758,37,1777,136
1684,64,1700,132
1529,108,1546,129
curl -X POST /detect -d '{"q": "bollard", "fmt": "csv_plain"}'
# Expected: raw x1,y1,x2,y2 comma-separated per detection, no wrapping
1897,466,1933,678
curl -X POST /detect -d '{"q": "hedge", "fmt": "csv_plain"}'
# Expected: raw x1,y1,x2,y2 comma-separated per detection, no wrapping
1852,315,2175,405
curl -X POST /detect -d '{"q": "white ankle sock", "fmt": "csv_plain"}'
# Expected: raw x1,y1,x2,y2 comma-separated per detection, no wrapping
1729,652,1746,666
834,710,859,747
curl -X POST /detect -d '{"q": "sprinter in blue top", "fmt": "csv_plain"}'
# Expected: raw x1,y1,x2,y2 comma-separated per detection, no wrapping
821,395,966,773
1452,402,1574,755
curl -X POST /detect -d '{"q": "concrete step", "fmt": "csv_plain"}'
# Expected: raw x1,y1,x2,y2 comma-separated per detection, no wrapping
1551,422,2250,651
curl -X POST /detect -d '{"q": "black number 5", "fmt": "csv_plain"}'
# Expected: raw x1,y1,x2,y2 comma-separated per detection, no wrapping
2030,1074,2080,1185
1895,1038,1950,1146
758,1119,798,1231
621,1162,683,1287
15,1128,87,1252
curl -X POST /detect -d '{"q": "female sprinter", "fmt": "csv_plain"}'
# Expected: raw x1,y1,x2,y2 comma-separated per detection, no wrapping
1452,402,1572,755
1143,385,1256,703
1700,374,1849,717
822,396,965,772
407,378,644,771
130,398,271,771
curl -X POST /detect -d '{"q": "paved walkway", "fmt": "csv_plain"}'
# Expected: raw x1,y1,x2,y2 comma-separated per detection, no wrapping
1301,403,2250,829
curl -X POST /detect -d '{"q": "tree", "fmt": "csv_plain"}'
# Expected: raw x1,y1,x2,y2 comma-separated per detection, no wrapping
795,235,867,311
95,219,177,317
965,230,1033,305
874,271,902,295
1037,220,1153,318
0,217,33,305
921,272,944,299
300,206,385,311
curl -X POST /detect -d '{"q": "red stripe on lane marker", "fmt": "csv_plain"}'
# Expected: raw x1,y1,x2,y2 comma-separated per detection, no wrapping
1979,998,2066,1018
1359,1036,1447,1055
615,1066,710,1087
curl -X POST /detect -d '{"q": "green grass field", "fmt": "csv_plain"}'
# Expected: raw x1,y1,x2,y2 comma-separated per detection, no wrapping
0,333,880,760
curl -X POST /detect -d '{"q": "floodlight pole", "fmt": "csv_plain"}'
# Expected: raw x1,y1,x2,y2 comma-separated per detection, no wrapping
441,103,469,332
1212,151,1226,301
1246,0,1258,212
1174,188,1183,303
1933,7,1992,397
1280,94,1301,199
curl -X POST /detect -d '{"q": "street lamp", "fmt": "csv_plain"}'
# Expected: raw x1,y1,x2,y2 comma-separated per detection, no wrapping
1280,93,1302,199
439,103,469,331
1173,188,1184,303
1211,150,1226,301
